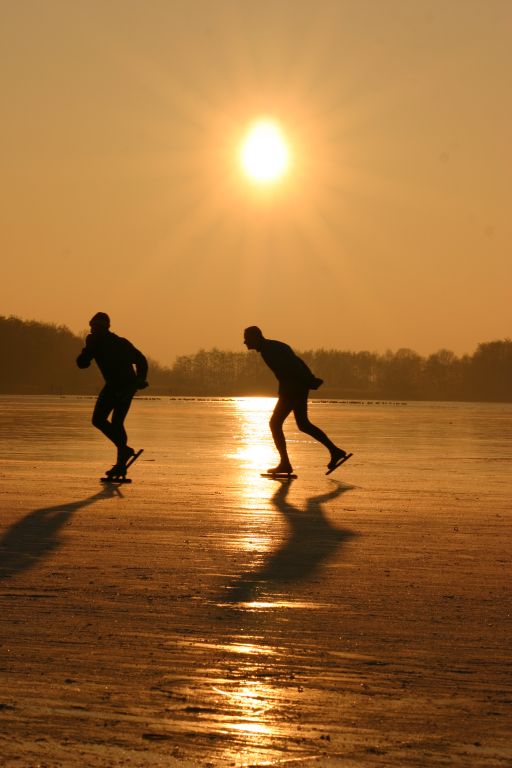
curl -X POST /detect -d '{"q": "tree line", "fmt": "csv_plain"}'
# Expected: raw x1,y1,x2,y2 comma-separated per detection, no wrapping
0,315,173,395
0,315,510,402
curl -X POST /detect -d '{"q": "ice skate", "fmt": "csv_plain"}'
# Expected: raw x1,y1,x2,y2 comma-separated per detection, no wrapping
261,462,297,480
101,448,143,484
326,449,353,476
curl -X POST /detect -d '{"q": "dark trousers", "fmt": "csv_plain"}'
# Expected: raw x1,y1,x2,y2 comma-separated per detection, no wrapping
269,390,337,463
91,385,135,450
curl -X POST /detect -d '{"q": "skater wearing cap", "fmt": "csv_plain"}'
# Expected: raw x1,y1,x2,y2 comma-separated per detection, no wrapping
76,313,148,477
243,326,351,476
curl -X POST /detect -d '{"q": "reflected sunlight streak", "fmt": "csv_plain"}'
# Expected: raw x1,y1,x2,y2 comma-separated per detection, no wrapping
227,397,277,515
213,679,276,734
227,643,277,656
230,397,276,470
225,397,278,563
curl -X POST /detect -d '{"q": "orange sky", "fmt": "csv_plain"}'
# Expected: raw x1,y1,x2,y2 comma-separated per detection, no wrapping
1,0,511,366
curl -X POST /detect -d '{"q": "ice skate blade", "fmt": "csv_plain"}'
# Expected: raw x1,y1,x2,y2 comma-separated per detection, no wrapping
326,452,353,475
125,448,143,469
100,477,132,484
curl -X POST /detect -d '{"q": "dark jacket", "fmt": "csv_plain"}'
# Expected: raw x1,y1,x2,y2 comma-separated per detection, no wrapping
76,332,148,390
259,338,322,396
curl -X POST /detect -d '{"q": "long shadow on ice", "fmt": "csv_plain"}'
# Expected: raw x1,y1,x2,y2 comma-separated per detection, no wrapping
225,480,357,604
0,485,119,580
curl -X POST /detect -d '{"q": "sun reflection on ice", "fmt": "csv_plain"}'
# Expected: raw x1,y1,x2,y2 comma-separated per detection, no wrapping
224,397,278,563
213,678,276,734
226,397,278,513
205,640,304,763
229,397,276,470
226,643,277,656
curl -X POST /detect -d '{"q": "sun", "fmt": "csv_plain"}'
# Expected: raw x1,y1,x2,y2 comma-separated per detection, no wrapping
240,118,290,184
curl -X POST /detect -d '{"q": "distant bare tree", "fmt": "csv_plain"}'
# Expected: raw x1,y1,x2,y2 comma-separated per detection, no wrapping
1,316,510,401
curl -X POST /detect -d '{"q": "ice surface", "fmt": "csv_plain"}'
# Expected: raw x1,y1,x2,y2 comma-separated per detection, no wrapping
0,396,511,766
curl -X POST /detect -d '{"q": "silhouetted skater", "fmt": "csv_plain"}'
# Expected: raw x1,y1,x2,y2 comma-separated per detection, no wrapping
244,326,352,476
76,312,148,476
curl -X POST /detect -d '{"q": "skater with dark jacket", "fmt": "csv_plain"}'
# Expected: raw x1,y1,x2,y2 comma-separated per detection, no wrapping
243,326,351,475
76,312,148,476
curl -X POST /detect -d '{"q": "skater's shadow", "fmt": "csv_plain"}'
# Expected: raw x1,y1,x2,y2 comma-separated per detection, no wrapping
0,485,120,580
225,480,358,604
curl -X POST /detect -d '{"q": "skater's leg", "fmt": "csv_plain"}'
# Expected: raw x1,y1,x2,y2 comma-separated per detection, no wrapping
269,397,294,471
293,394,344,459
111,391,135,463
91,388,118,445
92,387,135,463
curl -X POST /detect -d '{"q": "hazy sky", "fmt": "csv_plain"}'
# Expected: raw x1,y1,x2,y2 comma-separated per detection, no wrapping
1,0,511,366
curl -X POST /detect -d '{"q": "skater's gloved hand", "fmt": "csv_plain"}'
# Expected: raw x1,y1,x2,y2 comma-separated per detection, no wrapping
310,377,323,390
135,377,149,390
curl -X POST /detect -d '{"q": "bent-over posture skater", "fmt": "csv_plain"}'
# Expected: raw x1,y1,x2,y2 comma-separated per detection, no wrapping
243,326,352,475
76,312,148,476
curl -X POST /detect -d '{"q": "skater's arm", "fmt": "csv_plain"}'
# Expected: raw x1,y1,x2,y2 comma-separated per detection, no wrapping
130,345,149,388
76,335,95,368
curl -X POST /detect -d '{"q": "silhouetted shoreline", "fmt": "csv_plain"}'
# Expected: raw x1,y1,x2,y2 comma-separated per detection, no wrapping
1,315,511,402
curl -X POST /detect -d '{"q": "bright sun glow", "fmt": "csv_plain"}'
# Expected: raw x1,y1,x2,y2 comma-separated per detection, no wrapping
240,119,290,183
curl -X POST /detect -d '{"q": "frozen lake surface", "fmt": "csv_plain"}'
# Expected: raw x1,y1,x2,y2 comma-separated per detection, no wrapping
2,395,511,492
0,396,511,766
